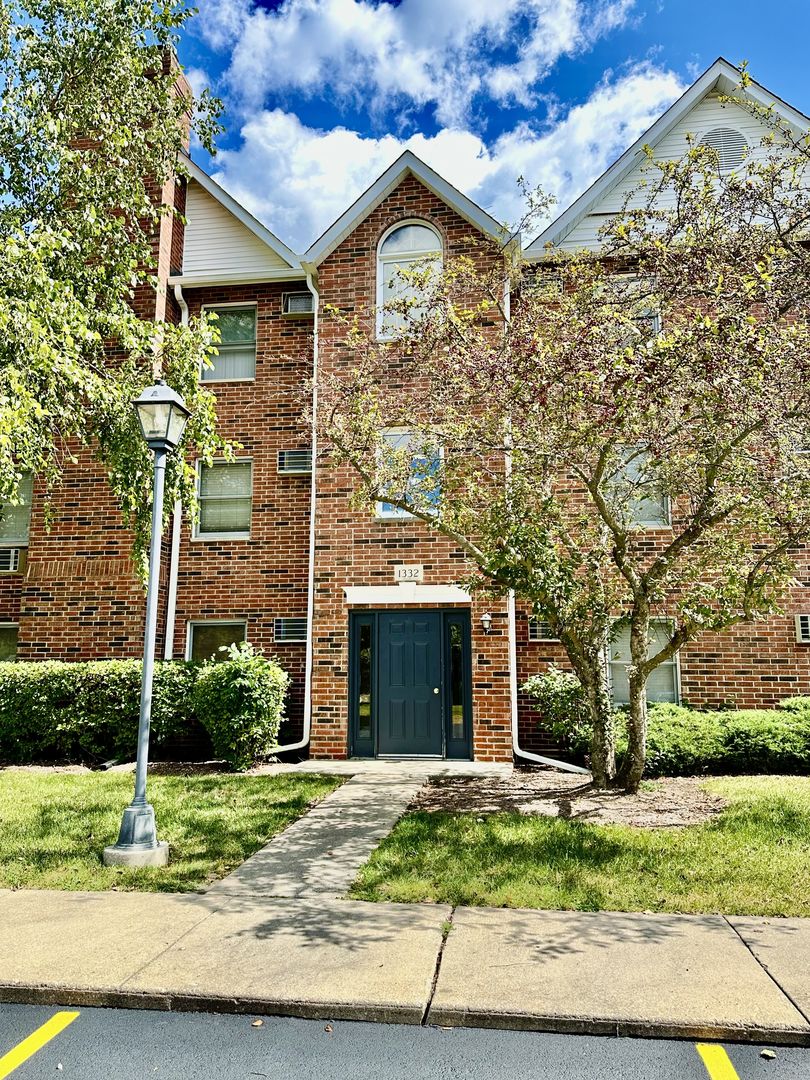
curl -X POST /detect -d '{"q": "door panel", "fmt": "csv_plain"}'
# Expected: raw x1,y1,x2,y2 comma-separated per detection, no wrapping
377,611,443,755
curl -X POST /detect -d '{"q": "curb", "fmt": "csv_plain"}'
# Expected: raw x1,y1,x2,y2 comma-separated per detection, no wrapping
1,983,809,1046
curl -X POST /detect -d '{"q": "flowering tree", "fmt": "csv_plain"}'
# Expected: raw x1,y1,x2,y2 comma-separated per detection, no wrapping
318,92,810,791
0,0,226,570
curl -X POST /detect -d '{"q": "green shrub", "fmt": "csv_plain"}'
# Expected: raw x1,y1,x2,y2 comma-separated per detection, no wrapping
192,643,289,770
522,666,593,754
0,659,197,764
523,668,810,778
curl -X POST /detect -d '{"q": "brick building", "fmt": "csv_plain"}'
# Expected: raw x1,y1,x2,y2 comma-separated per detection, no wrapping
2,58,809,763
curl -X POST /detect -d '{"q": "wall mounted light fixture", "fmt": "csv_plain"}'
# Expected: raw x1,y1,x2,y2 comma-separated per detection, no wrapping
480,611,493,634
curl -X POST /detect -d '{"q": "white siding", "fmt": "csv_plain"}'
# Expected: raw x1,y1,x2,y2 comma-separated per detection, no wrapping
560,94,783,251
182,180,290,278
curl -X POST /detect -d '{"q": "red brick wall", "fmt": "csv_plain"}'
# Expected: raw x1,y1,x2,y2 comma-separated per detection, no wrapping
172,283,314,742
310,175,513,761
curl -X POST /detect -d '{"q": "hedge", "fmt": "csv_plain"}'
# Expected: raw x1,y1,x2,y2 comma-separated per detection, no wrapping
524,667,810,777
0,648,289,769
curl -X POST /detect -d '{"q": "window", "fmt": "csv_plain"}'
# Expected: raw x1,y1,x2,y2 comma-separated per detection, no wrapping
377,221,442,338
528,618,558,641
203,306,256,381
609,448,670,528
273,617,307,643
0,624,18,660
187,621,247,662
0,474,33,546
376,429,441,519
196,461,252,538
608,620,679,705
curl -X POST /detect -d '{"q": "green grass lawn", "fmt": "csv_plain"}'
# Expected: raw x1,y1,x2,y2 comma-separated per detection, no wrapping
351,776,810,917
0,770,342,892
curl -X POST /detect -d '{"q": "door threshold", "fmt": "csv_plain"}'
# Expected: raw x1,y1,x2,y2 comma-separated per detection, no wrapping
376,754,444,760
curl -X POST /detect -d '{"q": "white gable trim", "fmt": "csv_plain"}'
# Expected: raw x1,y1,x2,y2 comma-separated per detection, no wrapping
305,150,509,267
526,58,810,258
183,156,302,271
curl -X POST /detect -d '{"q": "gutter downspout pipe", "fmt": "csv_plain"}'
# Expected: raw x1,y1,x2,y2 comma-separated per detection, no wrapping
502,273,590,777
272,265,319,756
163,284,187,660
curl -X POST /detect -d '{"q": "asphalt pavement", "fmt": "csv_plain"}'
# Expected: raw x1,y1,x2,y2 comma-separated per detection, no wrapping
1,1003,809,1080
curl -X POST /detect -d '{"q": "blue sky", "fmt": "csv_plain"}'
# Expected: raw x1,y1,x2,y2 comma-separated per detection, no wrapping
178,0,810,251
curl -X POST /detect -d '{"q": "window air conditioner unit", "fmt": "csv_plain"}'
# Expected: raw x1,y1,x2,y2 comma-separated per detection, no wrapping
795,614,810,644
277,449,313,475
0,548,23,573
282,291,314,316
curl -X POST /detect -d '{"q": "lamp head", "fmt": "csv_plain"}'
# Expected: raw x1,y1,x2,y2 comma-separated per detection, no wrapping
133,379,190,450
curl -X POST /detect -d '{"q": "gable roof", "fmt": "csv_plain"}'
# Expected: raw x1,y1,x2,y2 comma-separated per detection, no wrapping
170,156,302,285
526,58,810,258
304,150,508,267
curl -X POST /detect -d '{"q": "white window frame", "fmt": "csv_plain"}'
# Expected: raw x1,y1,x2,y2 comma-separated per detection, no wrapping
201,301,258,384
0,621,19,661
185,619,248,662
376,219,443,342
607,617,681,706
193,458,253,541
375,427,443,521
0,474,33,547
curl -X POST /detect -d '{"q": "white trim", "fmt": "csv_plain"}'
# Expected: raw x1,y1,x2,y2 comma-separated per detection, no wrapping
185,619,248,662
375,427,443,519
193,458,253,541
343,584,471,605
169,270,304,287
182,156,302,270
376,219,443,341
526,58,810,256
305,150,508,267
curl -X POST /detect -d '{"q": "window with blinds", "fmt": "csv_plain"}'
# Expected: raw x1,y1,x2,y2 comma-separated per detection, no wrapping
608,620,679,705
196,461,252,538
0,474,33,546
203,306,257,381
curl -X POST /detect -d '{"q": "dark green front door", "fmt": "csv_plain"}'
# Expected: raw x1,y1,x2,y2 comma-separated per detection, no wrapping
349,609,473,759
377,611,443,756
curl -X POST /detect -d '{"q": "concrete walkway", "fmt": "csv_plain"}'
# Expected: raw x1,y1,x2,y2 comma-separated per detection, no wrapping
1,761,809,1044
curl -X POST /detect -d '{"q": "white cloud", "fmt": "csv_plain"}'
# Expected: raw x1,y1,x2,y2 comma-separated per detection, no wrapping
197,0,637,127
207,63,684,251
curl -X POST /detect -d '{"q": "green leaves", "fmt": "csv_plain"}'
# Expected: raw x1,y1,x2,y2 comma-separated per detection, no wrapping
0,0,225,569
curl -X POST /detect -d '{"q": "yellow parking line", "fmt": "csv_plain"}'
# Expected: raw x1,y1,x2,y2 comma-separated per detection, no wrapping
696,1043,741,1080
0,1011,79,1078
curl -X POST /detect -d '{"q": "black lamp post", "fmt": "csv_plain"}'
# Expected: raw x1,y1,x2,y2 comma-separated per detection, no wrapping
103,381,190,867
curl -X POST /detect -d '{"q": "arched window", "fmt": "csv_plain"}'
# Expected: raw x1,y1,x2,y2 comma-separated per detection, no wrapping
376,220,442,338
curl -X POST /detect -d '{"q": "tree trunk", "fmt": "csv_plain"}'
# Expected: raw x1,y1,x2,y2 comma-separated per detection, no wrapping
579,660,616,789
617,615,650,793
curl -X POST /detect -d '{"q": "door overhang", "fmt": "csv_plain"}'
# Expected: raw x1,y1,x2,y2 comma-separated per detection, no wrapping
344,584,471,605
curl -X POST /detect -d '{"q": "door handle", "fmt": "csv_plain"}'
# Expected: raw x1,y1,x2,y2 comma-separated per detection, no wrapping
433,687,440,695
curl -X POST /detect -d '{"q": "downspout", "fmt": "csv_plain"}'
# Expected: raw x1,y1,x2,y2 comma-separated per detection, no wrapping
502,271,590,776
273,264,318,755
163,283,187,659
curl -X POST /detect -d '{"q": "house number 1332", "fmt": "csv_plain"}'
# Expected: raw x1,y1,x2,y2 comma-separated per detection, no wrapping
394,565,424,582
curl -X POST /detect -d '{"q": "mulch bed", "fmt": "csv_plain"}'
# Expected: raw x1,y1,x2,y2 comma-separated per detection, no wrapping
410,770,728,828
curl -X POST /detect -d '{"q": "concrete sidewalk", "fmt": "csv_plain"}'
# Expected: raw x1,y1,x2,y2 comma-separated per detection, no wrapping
1,888,809,1044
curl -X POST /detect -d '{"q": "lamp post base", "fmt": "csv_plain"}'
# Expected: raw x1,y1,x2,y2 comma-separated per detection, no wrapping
102,802,169,866
103,840,169,867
